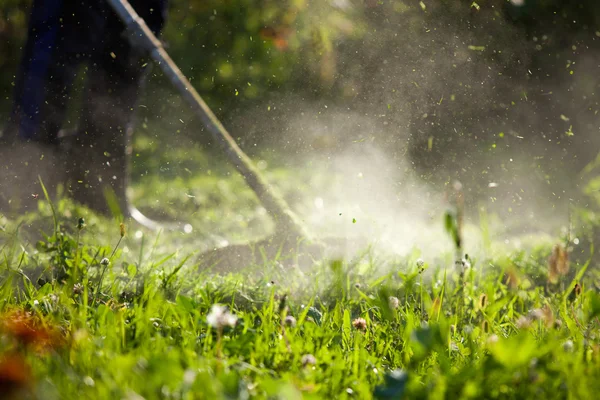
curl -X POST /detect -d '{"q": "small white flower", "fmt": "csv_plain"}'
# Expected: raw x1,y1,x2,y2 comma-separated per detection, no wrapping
563,340,574,352
183,369,196,385
33,299,39,306
73,283,84,295
486,334,499,345
83,376,95,387
352,317,367,331
416,259,427,274
301,354,317,366
206,304,237,329
100,258,110,267
388,296,400,310
284,315,297,327
528,309,544,321
516,316,531,329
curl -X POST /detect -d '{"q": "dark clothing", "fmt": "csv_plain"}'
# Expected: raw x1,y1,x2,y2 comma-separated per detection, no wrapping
10,0,168,144
6,0,168,214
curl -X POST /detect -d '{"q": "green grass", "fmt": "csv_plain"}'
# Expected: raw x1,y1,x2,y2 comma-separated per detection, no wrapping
2,151,600,399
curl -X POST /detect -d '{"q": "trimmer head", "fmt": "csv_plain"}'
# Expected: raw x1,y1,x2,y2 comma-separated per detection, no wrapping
197,235,369,273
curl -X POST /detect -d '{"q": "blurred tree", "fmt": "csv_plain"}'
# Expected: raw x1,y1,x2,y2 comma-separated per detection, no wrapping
1,0,600,198
163,0,364,109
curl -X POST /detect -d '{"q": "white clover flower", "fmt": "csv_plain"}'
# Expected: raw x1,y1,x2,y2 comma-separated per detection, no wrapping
206,304,237,329
301,354,317,366
516,316,531,329
83,376,95,387
183,369,196,385
73,283,84,295
284,315,297,327
416,259,427,274
563,340,574,352
100,258,110,267
352,317,367,331
528,309,544,321
388,296,400,310
486,334,499,346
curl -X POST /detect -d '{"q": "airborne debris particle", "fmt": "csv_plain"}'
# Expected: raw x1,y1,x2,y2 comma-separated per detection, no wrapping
565,125,574,136
314,197,324,209
468,45,486,51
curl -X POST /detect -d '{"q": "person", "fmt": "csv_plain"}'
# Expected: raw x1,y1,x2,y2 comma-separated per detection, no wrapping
0,0,168,215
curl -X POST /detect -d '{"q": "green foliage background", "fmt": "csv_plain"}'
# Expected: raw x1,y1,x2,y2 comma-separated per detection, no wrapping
2,0,600,228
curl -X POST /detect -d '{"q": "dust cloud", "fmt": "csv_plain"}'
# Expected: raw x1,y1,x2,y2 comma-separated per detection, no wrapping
218,0,589,261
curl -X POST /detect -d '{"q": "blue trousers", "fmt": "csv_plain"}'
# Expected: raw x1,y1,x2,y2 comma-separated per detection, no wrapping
10,0,168,145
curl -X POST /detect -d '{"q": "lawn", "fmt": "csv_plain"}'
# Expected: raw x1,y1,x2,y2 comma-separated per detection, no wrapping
4,1,600,398
1,149,600,400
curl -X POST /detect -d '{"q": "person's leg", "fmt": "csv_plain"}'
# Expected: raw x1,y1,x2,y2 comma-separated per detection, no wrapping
0,0,83,212
7,1,64,144
68,0,168,215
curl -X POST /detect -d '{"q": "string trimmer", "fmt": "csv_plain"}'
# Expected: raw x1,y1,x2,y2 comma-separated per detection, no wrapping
107,0,333,269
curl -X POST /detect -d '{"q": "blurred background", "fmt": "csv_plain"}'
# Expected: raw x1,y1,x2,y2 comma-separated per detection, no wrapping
2,0,600,255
